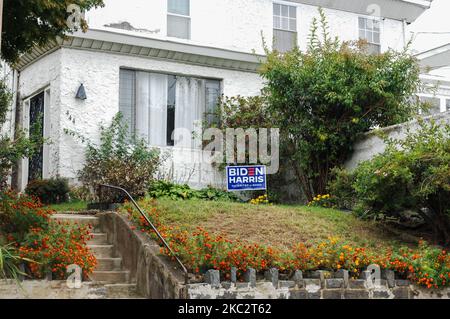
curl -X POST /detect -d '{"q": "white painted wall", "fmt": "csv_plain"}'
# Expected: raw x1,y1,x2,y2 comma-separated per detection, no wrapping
345,112,450,170
86,0,406,55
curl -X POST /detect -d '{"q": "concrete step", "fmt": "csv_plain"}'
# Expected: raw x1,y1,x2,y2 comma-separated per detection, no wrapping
88,245,114,258
96,258,122,271
90,271,130,284
105,284,145,299
52,214,100,230
88,233,108,245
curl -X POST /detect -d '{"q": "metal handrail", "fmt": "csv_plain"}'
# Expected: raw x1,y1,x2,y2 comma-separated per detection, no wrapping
99,184,189,284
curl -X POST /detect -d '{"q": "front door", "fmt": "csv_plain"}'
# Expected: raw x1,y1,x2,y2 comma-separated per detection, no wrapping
28,92,45,182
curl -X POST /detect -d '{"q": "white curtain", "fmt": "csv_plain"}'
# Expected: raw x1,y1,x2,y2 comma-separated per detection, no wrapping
135,72,168,146
174,77,205,149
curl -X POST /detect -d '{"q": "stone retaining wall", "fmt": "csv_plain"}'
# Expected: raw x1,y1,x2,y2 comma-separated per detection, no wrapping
98,212,187,299
0,280,108,299
187,269,450,299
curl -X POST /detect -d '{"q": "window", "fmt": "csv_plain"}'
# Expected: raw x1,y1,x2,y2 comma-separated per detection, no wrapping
119,69,221,148
358,17,381,55
167,0,190,39
273,3,297,52
446,99,450,112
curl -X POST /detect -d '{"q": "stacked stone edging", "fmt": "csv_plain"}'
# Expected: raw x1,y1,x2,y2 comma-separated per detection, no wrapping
188,268,450,299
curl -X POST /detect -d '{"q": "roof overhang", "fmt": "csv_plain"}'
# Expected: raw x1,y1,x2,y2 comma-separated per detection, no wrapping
287,0,432,23
416,43,450,71
14,29,264,73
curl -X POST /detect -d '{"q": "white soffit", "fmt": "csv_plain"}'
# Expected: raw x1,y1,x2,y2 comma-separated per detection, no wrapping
15,29,264,73
288,0,432,23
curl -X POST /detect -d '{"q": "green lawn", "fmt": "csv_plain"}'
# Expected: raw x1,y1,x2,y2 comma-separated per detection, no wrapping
45,200,88,212
134,197,422,251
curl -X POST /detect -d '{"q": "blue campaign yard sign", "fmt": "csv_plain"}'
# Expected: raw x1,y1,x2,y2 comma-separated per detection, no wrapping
226,165,267,191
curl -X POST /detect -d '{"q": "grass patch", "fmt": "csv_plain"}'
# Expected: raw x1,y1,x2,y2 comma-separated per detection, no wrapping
134,197,422,251
46,200,88,212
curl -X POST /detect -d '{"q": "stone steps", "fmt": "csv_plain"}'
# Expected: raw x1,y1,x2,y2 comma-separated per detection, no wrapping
52,213,143,298
88,244,115,258
88,233,108,245
105,284,144,299
96,258,123,271
90,271,130,284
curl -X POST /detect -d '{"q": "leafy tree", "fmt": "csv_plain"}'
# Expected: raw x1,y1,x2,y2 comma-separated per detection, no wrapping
2,0,104,63
259,9,423,201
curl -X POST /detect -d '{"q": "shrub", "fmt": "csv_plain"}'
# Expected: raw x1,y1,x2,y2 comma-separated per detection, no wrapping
74,113,160,203
25,178,70,204
148,180,238,202
327,168,356,210
0,190,52,243
148,180,195,200
352,120,450,244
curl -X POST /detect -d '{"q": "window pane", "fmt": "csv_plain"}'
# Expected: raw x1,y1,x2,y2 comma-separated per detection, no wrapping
366,43,381,55
359,28,366,40
273,29,297,52
274,16,280,29
281,5,289,17
168,0,190,16
281,17,289,30
366,30,373,42
359,17,365,29
119,69,136,137
289,18,296,32
205,80,221,126
366,19,373,30
373,32,380,44
447,99,450,111
289,6,296,18
273,3,280,15
373,19,380,31
167,15,190,39
167,75,176,146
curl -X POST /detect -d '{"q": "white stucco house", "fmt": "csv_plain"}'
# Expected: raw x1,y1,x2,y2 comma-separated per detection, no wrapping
5,0,433,190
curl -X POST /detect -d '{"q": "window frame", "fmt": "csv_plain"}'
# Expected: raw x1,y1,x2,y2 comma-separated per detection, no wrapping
273,2,298,52
119,68,222,148
167,0,191,40
358,16,381,54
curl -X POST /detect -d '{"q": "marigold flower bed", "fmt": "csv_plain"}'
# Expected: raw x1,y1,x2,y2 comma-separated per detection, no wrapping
124,201,450,289
0,190,97,280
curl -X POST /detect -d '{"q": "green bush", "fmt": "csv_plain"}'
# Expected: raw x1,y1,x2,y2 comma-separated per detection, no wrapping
0,190,52,243
72,113,160,203
351,120,450,244
327,168,356,210
148,180,238,202
25,178,70,204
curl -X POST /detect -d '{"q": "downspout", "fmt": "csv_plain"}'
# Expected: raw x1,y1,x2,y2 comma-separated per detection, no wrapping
402,19,407,48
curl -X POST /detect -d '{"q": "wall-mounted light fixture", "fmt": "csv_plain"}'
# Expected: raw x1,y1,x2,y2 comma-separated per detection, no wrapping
75,83,87,100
